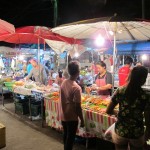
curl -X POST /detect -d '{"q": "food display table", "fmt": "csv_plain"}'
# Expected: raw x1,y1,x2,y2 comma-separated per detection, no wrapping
1,85,12,106
44,96,116,138
44,97,96,138
31,90,45,127
2,84,45,124
13,86,32,96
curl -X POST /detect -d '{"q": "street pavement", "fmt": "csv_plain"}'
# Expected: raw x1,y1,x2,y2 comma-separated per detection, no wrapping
0,104,90,150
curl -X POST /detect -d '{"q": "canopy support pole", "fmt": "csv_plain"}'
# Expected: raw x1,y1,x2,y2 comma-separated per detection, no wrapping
123,55,125,66
112,23,117,94
53,0,58,27
91,49,94,83
66,52,69,67
38,38,41,84
38,38,40,65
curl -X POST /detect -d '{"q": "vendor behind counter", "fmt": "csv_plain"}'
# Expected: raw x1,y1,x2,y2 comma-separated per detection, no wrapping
25,59,49,85
87,61,112,96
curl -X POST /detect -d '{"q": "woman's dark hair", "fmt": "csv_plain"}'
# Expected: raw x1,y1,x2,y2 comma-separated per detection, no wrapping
68,61,79,76
97,61,106,69
125,66,148,104
58,70,63,78
125,57,133,65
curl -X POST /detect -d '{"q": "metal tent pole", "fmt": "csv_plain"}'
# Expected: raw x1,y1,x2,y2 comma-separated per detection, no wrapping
66,52,69,67
53,0,58,27
91,49,94,83
112,23,117,94
38,38,40,65
123,55,125,66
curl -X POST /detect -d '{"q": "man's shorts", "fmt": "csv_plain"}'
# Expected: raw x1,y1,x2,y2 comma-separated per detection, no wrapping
112,129,145,148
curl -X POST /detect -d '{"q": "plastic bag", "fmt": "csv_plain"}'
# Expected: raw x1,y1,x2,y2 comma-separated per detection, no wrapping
104,123,115,140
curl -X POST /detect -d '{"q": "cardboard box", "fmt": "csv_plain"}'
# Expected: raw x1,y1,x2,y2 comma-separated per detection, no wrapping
0,123,6,148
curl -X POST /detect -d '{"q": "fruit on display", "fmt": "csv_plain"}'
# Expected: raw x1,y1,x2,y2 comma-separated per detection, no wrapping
51,96,59,101
4,81,15,86
25,84,34,89
15,81,24,86
81,94,111,113
4,81,15,91
81,94,119,113
47,92,59,97
4,78,12,82
81,96,110,106
81,95,90,102
45,92,59,101
80,70,87,76
52,92,59,96
35,85,45,91
0,79,4,85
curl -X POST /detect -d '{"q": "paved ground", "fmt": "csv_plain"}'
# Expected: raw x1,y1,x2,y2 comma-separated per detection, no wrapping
0,100,93,150
0,106,64,150
0,94,114,150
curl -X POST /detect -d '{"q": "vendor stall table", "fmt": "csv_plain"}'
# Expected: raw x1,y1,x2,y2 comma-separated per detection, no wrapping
31,90,45,127
44,97,116,139
1,85,13,106
12,86,33,120
13,86,32,96
2,85,45,127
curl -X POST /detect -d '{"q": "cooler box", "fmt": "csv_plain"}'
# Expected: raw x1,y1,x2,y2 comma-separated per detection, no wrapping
0,123,6,148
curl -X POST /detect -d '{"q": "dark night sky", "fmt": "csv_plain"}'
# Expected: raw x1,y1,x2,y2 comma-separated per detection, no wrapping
0,0,150,28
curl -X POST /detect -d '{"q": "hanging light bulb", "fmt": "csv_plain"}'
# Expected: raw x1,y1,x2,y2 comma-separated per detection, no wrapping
18,55,24,60
74,52,79,58
95,34,105,47
141,54,147,60
109,31,114,35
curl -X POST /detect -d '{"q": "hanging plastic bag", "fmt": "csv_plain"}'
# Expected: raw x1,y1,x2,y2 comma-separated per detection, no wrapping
104,123,115,140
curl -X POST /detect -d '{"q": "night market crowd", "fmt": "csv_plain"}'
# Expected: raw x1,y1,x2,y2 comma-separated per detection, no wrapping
58,58,150,150
10,57,150,150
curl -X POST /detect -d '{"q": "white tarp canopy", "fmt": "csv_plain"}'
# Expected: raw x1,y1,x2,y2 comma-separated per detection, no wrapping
45,39,87,58
52,18,150,92
52,20,150,41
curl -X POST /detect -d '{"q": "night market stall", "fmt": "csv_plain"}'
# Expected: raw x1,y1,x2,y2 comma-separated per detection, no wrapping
0,18,150,149
52,17,150,92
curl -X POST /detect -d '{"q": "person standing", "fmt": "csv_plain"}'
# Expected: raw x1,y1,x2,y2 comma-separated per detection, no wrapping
106,66,150,150
25,59,48,85
45,60,51,70
26,61,33,75
60,61,84,150
91,61,99,75
22,60,27,76
55,70,64,86
118,57,133,86
89,61,112,96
